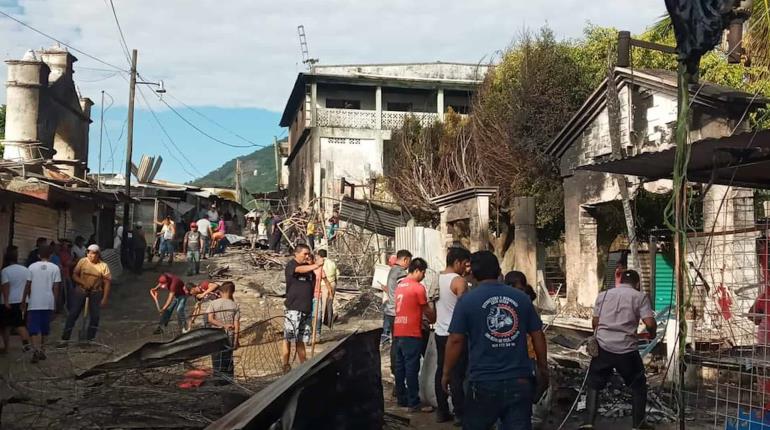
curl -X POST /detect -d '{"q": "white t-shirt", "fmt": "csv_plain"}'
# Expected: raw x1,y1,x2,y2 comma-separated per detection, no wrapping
197,219,212,237
161,221,175,240
207,209,219,222
72,245,86,259
1,264,31,305
27,261,61,311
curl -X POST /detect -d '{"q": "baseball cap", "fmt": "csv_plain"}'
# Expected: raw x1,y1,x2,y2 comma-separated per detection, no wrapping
190,222,198,228
87,244,100,252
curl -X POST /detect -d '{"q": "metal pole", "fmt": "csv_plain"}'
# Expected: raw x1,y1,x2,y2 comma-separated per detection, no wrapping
98,90,104,190
122,49,137,260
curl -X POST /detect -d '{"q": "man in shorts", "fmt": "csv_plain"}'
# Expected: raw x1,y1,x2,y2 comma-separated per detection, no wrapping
26,246,61,363
282,244,324,372
1,246,32,354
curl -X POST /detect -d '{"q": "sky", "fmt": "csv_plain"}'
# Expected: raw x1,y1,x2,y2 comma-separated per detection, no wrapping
0,0,667,183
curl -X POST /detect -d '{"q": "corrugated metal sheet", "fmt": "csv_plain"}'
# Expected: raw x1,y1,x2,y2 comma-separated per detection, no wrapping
395,226,446,299
339,197,406,237
14,203,58,259
100,248,123,281
60,207,96,243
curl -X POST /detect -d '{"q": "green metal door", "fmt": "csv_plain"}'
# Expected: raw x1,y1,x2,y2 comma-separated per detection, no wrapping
654,254,675,312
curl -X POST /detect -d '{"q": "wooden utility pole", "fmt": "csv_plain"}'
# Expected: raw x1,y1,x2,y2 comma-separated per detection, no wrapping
97,90,105,190
273,136,281,189
121,49,137,260
235,158,242,204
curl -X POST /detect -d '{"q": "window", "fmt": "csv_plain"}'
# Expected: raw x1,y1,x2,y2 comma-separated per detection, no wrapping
326,99,361,109
387,102,413,112
447,104,469,114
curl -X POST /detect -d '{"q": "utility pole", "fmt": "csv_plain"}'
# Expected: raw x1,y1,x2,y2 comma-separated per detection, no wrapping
121,49,137,260
273,136,281,189
235,158,242,204
97,90,105,190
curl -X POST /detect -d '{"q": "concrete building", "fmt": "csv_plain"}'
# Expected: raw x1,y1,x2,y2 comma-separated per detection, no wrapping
278,62,488,215
2,46,93,179
546,67,767,307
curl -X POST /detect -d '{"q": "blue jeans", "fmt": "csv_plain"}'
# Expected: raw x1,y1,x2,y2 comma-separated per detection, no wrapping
61,287,103,341
382,314,395,344
202,236,211,258
159,295,188,329
160,238,175,260
186,250,200,275
394,336,423,408
464,378,534,430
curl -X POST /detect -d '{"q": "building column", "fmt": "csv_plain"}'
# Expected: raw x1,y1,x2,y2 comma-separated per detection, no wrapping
437,88,445,121
513,197,538,290
375,86,382,129
3,59,45,168
310,82,318,127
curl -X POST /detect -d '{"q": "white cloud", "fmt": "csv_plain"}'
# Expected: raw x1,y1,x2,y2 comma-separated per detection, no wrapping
0,0,666,111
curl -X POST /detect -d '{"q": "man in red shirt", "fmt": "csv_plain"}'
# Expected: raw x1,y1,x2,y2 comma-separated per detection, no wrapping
150,273,190,334
393,257,435,412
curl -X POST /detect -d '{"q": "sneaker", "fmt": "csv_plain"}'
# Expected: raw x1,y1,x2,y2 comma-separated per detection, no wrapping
38,350,47,360
55,341,68,349
181,328,190,334
30,350,41,364
407,405,435,413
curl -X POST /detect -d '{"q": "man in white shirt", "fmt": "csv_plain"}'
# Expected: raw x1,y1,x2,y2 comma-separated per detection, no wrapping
434,247,471,425
1,246,32,354
26,245,61,363
207,204,219,223
72,236,87,260
196,215,213,259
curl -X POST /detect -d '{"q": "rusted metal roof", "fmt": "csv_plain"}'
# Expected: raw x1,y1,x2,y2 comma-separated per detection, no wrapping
339,196,407,237
576,130,770,189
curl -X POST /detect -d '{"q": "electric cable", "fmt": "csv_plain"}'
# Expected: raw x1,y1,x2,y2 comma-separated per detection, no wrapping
0,9,128,72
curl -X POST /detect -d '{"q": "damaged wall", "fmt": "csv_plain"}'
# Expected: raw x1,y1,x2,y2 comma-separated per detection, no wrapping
559,80,752,307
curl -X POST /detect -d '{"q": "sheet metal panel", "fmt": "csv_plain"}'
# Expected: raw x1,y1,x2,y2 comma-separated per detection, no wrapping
395,226,445,299
339,197,406,237
13,203,58,259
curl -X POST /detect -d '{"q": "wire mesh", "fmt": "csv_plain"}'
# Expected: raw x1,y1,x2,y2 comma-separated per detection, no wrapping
673,188,770,429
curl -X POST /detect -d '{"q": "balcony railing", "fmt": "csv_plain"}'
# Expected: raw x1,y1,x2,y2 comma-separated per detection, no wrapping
381,111,439,130
315,108,442,130
316,108,377,129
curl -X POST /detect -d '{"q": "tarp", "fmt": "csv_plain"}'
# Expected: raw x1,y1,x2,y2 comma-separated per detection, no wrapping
665,0,732,74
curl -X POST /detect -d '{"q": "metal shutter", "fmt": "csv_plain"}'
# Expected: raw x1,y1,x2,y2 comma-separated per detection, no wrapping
14,203,58,259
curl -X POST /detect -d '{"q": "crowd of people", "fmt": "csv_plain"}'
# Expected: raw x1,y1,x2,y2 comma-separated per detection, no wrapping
245,208,341,252
372,247,655,430
1,238,111,362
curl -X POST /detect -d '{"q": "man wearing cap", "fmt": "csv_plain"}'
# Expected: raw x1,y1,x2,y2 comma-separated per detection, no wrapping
59,244,112,344
182,222,204,276
132,224,147,274
196,214,213,260
151,273,190,334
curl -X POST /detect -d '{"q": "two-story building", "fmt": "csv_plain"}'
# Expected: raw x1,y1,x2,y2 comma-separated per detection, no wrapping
278,62,488,215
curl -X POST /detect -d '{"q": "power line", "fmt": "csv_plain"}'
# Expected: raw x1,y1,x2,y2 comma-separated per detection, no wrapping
0,9,128,72
166,93,265,147
158,97,266,149
135,85,204,178
105,0,132,67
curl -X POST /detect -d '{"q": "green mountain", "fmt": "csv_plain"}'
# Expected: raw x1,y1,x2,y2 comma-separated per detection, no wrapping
189,144,278,194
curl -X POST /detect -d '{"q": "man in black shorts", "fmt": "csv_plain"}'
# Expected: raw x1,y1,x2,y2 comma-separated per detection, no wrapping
1,246,32,353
